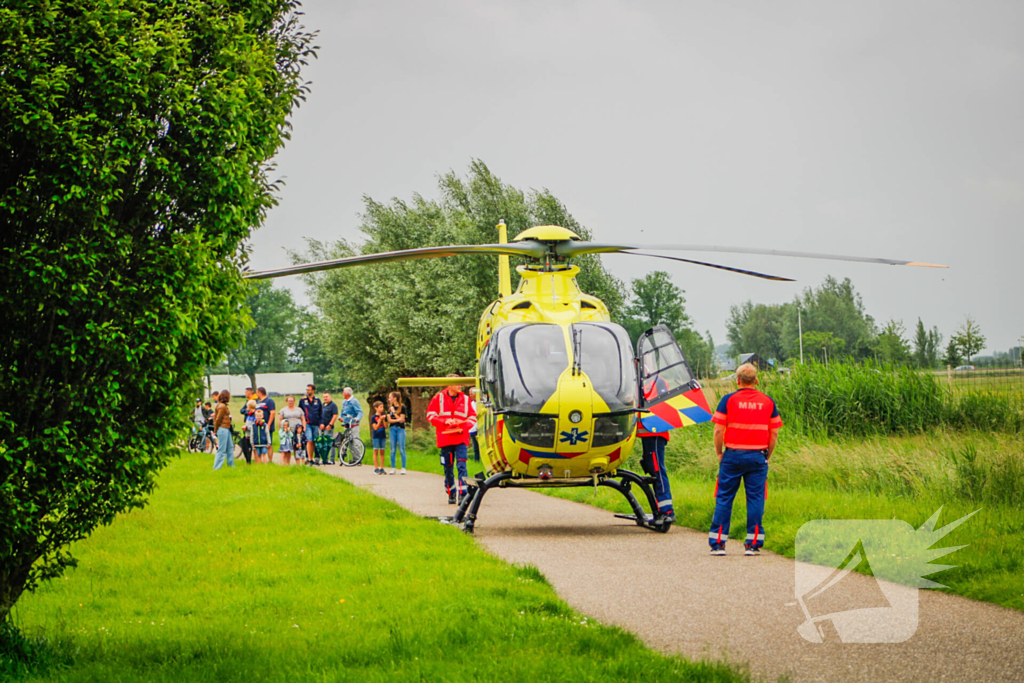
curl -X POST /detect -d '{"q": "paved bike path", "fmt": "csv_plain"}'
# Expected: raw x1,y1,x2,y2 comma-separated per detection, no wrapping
324,464,1024,683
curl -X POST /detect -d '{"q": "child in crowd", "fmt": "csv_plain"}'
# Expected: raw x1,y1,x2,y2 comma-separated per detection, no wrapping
252,409,270,463
292,422,306,466
279,420,294,464
372,401,388,474
238,399,257,465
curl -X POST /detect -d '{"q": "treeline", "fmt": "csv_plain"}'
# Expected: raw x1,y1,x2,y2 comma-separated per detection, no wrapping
209,281,344,391
619,271,716,379
727,277,1011,369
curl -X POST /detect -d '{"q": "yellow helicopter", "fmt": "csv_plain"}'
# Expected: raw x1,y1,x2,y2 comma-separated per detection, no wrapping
248,222,945,533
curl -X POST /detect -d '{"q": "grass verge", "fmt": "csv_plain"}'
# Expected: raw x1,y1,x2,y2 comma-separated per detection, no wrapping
4,454,747,683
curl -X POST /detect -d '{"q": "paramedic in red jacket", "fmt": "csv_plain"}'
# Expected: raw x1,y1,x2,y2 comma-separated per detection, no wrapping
708,363,782,557
426,376,477,505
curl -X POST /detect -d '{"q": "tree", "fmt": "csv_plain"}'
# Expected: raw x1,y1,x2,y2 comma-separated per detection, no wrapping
621,271,690,342
227,281,300,389
786,277,875,360
800,331,845,362
951,315,986,363
943,338,963,367
620,271,715,378
289,309,344,392
876,319,912,365
0,1,314,623
301,161,625,389
913,318,942,369
726,301,790,362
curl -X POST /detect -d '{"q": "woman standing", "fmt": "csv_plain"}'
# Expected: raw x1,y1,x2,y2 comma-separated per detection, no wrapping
212,390,235,470
386,391,407,474
278,395,305,466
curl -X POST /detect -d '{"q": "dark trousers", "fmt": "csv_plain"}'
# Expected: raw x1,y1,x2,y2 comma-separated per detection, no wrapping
470,432,481,462
239,436,252,465
440,443,468,496
709,449,768,548
640,436,673,514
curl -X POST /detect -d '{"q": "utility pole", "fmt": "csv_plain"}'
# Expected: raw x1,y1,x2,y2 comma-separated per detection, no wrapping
798,307,804,364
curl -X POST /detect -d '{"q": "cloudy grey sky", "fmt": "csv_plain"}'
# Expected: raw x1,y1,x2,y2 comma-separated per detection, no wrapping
253,0,1024,354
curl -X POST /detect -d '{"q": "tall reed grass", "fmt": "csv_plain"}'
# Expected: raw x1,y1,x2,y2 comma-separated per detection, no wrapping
754,362,1023,437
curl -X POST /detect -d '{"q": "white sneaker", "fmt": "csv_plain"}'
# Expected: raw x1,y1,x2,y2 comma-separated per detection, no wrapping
391,468,397,475
401,468,407,475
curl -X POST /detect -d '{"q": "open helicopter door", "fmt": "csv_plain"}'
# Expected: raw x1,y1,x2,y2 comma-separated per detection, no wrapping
636,325,713,432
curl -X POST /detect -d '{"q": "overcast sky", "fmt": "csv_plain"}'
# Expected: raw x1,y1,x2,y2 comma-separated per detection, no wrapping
252,0,1023,355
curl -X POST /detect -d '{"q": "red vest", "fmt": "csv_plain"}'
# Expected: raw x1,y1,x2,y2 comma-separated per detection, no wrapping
636,376,671,440
426,390,477,447
711,388,782,450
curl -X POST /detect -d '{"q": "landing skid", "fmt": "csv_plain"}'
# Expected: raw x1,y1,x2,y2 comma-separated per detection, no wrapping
444,468,673,534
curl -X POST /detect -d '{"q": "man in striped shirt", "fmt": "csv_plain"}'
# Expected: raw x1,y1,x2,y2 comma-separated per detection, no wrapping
708,363,782,556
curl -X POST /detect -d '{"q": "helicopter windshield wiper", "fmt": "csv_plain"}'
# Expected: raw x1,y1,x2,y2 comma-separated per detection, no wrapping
572,327,583,377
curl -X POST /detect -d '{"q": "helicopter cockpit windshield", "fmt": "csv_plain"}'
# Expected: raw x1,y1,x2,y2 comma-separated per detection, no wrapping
484,323,568,413
571,323,637,412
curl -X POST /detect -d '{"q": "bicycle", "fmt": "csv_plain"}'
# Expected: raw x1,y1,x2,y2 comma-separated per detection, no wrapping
187,423,216,453
334,424,365,466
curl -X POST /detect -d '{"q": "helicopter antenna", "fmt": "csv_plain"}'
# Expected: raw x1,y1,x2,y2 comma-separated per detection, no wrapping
497,220,511,298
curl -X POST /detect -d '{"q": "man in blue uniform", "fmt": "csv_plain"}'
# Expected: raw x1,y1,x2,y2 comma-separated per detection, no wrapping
298,383,322,464
709,363,782,556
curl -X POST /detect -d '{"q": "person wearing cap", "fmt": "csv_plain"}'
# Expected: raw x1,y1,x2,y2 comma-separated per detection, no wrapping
708,363,782,556
192,399,206,431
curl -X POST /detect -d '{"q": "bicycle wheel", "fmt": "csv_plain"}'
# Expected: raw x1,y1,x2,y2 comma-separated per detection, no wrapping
340,436,364,466
187,433,201,452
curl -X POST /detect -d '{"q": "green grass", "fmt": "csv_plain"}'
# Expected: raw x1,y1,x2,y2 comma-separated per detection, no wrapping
4,454,748,683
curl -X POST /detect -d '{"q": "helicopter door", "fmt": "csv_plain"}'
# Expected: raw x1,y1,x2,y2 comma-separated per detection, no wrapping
636,324,701,410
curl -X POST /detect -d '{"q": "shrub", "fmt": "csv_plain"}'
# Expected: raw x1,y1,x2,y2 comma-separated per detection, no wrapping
0,0,315,623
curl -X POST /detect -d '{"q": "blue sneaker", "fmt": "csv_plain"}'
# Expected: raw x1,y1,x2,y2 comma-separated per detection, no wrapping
710,545,726,556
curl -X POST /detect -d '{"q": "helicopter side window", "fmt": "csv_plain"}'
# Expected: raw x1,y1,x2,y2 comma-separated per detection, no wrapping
572,322,637,413
478,342,494,406
489,323,568,413
637,325,698,409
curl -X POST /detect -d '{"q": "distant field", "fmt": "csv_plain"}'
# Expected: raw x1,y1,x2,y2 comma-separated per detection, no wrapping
5,455,747,683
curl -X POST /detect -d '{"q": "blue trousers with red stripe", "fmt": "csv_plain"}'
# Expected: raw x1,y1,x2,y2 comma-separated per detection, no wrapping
440,443,468,496
639,436,673,515
709,448,768,548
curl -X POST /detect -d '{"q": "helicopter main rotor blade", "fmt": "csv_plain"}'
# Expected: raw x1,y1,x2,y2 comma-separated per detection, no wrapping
614,252,795,281
556,241,947,268
245,242,548,280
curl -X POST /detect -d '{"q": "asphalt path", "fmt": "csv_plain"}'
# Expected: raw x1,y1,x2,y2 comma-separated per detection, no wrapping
324,464,1024,683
